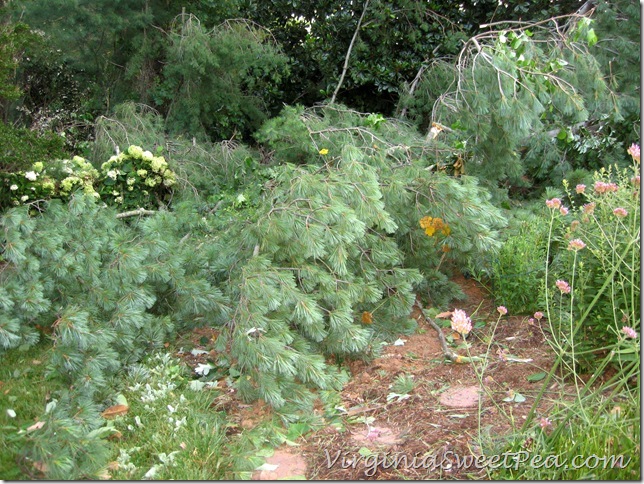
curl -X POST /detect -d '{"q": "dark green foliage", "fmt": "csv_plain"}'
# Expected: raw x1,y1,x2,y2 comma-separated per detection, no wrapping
154,16,289,141
0,18,36,102
0,121,68,207
242,0,584,114
486,212,549,314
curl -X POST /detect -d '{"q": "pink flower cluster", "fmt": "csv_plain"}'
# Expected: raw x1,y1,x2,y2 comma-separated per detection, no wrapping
568,239,586,251
575,184,586,194
627,143,640,163
556,280,571,294
545,198,561,209
613,207,628,218
594,181,618,194
582,202,596,215
451,309,472,335
497,306,508,315
622,326,638,339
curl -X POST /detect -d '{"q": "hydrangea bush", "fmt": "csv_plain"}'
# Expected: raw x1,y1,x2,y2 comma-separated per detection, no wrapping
1,146,177,212
3,156,99,208
98,145,176,210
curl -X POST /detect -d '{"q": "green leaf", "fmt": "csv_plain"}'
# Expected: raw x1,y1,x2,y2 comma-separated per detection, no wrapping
526,372,547,382
587,29,598,47
358,447,373,457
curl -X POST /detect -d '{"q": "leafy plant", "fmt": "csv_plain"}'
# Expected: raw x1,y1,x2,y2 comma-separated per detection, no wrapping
546,148,640,368
486,212,548,314
98,145,176,210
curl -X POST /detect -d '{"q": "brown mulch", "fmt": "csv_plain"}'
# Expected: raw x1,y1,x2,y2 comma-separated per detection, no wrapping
175,275,560,480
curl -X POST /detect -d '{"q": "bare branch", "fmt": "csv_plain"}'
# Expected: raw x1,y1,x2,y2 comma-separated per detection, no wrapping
330,0,370,104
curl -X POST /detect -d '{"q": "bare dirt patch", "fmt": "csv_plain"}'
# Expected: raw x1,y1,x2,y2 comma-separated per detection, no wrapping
175,275,559,480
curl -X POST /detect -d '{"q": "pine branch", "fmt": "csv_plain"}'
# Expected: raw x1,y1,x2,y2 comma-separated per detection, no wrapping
115,208,156,219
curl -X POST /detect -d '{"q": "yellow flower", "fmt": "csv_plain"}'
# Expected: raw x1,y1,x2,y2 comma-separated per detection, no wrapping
420,216,450,238
419,216,433,229
319,149,329,155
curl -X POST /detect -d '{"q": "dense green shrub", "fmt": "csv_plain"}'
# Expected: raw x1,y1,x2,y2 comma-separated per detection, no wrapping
484,212,549,314
0,121,68,208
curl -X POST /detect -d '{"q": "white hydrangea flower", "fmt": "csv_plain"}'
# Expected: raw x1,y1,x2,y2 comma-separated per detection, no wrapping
128,145,144,158
150,156,167,173
107,170,118,180
25,171,38,181
10,184,18,191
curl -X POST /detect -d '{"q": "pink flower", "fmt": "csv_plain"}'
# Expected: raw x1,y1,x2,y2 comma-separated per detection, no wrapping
622,326,638,339
534,311,544,320
627,143,640,163
539,417,553,429
575,184,586,194
568,239,586,251
613,207,628,218
497,306,508,315
559,206,569,216
451,309,472,336
594,181,618,194
582,202,596,215
528,317,535,325
546,198,562,209
556,280,571,294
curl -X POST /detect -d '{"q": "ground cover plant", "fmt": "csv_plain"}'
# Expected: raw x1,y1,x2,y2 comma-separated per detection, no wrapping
0,1,640,480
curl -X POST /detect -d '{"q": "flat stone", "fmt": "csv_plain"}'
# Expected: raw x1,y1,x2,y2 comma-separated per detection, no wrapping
439,385,481,408
351,426,405,446
253,449,307,480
